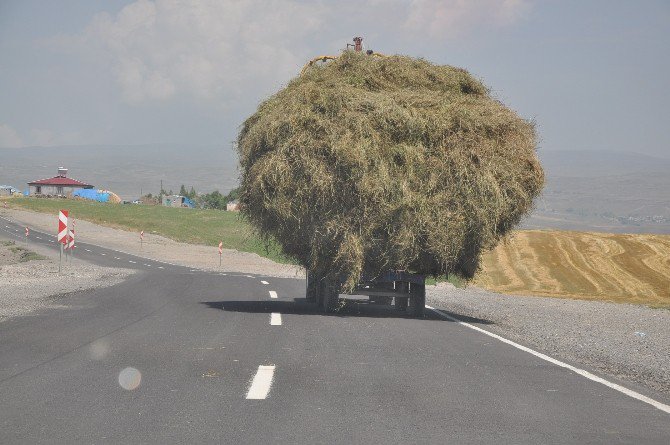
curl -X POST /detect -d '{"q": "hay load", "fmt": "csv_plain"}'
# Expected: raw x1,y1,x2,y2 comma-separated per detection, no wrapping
237,51,544,291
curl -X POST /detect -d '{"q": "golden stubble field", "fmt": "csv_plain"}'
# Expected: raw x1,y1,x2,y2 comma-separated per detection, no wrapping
475,230,670,307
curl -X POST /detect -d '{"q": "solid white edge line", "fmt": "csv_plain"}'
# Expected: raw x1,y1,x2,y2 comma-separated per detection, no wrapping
261,280,269,285
425,305,670,415
269,291,278,299
245,365,276,399
270,313,282,326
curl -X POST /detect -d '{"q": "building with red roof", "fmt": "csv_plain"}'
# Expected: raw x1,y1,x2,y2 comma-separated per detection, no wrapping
28,167,94,196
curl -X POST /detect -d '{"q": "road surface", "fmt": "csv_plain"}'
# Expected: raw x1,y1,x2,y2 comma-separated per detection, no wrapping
1,216,669,444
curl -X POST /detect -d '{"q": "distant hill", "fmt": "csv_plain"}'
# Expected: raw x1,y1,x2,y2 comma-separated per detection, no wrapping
0,144,239,200
2,145,668,233
538,149,670,177
524,150,670,234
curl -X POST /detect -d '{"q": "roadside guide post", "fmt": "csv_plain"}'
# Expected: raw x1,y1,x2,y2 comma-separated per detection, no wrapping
218,241,223,268
58,210,68,273
68,219,75,260
25,226,29,246
140,230,144,250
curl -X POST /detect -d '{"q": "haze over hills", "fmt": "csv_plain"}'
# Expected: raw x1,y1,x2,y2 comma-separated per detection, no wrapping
1,146,668,234
524,149,670,234
0,144,239,200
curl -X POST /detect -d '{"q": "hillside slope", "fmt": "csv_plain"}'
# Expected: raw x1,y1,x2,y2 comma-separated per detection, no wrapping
475,230,670,307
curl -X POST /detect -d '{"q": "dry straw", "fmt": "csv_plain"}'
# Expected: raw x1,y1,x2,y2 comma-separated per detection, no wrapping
238,52,544,291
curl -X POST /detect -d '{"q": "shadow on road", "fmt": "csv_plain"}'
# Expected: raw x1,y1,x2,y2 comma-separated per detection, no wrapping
201,298,493,324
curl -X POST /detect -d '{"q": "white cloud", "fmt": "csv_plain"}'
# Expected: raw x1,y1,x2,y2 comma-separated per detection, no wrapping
61,0,530,107
402,0,531,38
79,0,326,104
0,124,23,148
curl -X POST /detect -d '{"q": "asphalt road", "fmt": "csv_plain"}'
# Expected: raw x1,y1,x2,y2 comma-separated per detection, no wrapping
1,216,669,444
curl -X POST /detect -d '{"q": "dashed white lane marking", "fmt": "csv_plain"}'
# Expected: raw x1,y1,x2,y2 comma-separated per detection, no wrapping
157,266,164,269
36,236,41,239
100,253,106,256
129,260,136,264
426,305,670,415
114,257,121,260
145,264,151,267
270,313,282,326
261,280,269,285
245,365,276,400
85,249,91,252
269,291,278,299
245,275,254,278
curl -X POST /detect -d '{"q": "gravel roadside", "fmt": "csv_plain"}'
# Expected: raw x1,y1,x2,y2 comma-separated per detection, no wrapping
0,239,133,322
427,283,670,396
2,208,303,278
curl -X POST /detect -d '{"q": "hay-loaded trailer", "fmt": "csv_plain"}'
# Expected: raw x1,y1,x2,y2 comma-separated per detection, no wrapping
305,270,426,317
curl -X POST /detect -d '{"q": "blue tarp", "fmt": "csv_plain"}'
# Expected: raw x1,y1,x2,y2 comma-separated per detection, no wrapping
183,197,195,208
73,188,109,202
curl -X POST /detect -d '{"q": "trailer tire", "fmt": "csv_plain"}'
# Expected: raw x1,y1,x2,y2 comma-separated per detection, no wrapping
395,297,408,311
323,278,340,313
410,284,426,317
305,271,317,302
316,278,325,308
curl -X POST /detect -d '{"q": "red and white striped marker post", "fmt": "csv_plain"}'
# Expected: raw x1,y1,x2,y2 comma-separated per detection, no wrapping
140,230,144,250
68,219,75,259
218,241,223,267
58,210,69,273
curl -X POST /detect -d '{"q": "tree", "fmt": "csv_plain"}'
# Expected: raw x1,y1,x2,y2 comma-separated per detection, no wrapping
224,187,240,203
201,190,227,210
188,186,197,199
179,184,188,196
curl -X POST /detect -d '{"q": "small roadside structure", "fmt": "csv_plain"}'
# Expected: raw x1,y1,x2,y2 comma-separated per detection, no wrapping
226,200,240,211
162,195,195,208
27,167,94,197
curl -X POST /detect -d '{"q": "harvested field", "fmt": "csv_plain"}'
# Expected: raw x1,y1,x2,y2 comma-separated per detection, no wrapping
475,230,670,307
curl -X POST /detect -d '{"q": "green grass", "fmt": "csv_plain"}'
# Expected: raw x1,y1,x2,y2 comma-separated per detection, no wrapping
3,240,47,262
8,198,292,264
425,274,468,288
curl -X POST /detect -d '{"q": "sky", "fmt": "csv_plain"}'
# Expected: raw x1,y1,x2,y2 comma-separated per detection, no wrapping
0,0,669,158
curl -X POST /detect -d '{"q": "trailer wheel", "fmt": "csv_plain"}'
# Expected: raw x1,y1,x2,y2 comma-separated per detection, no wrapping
395,297,408,311
305,271,317,302
323,278,340,313
410,284,426,317
316,278,325,308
